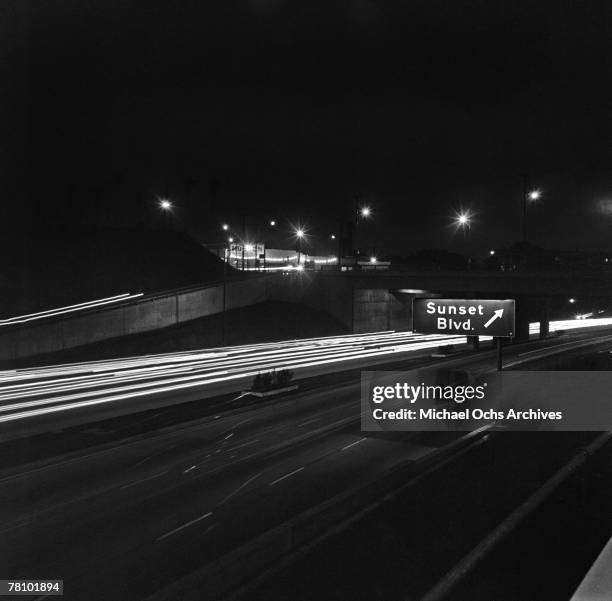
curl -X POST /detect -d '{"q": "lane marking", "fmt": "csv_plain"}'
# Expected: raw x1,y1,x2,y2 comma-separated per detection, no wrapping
223,433,234,440
131,444,177,468
183,465,197,474
225,438,260,453
297,417,321,427
341,437,367,451
269,466,304,486
218,471,264,505
120,470,167,490
156,512,213,542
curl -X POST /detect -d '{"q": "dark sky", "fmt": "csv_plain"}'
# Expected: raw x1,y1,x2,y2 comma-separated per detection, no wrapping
2,0,611,255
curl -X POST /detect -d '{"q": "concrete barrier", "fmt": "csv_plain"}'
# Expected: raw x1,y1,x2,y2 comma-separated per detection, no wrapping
0,277,273,362
177,287,222,323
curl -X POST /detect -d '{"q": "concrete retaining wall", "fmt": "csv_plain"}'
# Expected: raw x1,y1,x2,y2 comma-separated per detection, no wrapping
0,277,271,362
0,271,554,363
352,289,411,333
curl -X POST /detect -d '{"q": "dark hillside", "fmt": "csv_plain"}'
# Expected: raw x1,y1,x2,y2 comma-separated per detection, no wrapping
1,228,230,317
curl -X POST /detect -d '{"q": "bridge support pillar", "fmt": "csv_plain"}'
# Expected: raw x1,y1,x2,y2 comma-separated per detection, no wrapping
514,297,552,342
514,297,532,342
539,300,551,339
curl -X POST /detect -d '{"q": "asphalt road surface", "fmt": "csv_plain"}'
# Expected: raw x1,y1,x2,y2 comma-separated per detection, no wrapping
2,322,612,600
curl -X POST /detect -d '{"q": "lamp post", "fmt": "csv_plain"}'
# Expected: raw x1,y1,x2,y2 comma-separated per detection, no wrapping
223,242,228,345
355,203,371,256
455,212,471,229
263,219,276,271
159,198,173,229
349,201,373,268
219,224,234,346
296,228,304,267
522,180,541,244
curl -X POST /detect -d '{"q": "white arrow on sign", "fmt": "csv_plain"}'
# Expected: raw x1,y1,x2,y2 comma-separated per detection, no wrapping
484,309,504,329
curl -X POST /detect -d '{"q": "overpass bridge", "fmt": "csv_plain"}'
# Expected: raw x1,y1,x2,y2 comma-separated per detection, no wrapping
1,269,611,363
274,269,612,340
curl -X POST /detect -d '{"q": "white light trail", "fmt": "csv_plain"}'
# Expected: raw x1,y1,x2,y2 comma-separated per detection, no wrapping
0,293,144,326
0,318,611,426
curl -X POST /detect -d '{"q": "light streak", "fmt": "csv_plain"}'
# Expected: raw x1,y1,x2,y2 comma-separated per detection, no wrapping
0,318,611,426
0,293,144,326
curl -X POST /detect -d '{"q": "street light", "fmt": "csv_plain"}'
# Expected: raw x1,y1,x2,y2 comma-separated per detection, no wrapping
353,205,373,262
331,234,336,240
522,185,542,243
295,228,305,267
222,223,229,231
528,190,541,201
270,220,276,227
370,256,377,263
158,198,173,229
455,212,471,227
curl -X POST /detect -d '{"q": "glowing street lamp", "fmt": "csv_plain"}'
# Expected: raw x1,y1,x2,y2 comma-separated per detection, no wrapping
528,189,541,201
295,227,305,266
523,185,542,243
331,234,336,240
455,212,471,228
370,256,377,263
360,206,371,218
270,220,276,227
158,198,173,229
222,223,229,231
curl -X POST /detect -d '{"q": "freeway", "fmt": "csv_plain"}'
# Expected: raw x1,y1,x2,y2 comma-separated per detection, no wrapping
2,322,612,600
2,318,612,441
0,330,480,439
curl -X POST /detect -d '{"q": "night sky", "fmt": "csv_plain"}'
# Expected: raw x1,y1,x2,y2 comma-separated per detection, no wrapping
2,0,611,255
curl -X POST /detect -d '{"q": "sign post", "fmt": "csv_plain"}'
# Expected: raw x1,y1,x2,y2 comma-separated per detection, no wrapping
412,298,516,371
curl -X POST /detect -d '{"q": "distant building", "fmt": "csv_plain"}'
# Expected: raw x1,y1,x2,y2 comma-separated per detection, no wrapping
204,243,340,271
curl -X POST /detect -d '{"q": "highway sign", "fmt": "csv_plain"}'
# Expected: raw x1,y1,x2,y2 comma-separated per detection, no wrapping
412,298,515,338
